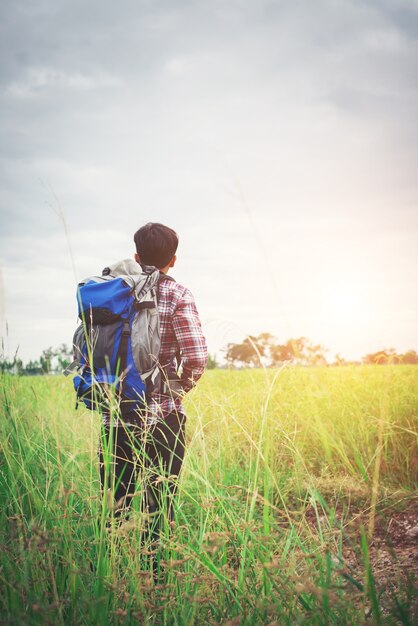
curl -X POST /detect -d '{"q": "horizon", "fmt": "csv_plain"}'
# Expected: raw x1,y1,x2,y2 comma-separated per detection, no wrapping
2,325,416,369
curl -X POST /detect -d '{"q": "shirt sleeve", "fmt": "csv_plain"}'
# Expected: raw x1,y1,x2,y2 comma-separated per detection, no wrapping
172,288,208,392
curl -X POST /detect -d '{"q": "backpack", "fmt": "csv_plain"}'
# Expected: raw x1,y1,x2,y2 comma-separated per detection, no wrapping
68,259,174,415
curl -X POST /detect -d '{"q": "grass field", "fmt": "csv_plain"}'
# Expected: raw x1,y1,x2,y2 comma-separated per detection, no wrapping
0,365,417,625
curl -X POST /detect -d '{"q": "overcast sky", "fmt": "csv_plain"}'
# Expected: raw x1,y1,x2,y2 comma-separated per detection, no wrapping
1,0,417,363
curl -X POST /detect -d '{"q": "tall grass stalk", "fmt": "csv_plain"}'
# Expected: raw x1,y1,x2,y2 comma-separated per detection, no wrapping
368,366,393,539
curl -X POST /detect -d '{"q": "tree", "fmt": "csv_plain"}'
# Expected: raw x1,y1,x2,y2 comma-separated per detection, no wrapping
225,334,329,368
40,347,55,374
0,356,23,374
362,349,401,365
39,344,72,374
22,360,43,376
0,348,23,375
270,340,296,365
56,343,72,371
400,350,418,365
306,343,328,366
0,356,15,374
225,333,275,368
271,337,328,367
206,353,219,370
331,353,348,366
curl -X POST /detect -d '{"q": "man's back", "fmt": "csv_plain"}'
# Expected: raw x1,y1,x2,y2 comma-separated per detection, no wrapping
148,276,208,421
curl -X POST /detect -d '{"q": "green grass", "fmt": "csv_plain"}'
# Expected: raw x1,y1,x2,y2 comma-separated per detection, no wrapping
0,365,417,625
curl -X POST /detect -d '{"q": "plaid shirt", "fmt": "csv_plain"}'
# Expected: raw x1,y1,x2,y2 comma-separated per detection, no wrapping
147,276,208,421
106,275,207,426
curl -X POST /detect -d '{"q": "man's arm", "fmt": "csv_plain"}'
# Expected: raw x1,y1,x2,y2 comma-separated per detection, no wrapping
172,288,208,392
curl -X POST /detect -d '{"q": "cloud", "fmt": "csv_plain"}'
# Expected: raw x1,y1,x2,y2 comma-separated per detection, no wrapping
6,67,122,98
0,0,417,360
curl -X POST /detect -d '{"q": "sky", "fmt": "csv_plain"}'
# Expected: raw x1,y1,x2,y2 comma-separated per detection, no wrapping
1,0,417,364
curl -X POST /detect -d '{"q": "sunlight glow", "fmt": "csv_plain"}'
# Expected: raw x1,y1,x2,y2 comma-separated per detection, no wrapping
313,277,374,349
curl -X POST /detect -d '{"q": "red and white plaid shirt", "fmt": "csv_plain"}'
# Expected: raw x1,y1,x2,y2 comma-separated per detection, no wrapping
104,275,207,426
146,276,208,421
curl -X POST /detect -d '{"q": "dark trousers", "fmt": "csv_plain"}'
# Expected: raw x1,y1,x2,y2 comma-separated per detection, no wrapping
99,413,186,542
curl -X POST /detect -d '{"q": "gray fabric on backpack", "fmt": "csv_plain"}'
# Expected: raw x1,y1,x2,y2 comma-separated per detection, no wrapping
68,258,174,397
102,259,165,393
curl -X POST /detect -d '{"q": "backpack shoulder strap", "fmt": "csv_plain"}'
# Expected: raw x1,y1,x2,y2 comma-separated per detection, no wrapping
158,272,175,284
156,272,175,304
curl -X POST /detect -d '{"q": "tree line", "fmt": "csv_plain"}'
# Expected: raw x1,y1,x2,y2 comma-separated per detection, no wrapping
224,333,418,368
1,335,417,375
0,344,73,376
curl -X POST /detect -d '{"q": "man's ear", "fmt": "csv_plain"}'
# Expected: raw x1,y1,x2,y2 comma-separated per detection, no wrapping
134,253,141,264
169,255,176,268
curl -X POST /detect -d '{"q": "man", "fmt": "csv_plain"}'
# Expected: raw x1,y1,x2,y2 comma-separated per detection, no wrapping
99,222,207,546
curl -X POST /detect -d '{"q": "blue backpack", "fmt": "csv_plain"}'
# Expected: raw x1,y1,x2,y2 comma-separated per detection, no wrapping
69,259,173,416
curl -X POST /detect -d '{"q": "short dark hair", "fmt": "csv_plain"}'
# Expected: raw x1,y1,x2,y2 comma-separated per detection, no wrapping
133,222,179,269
